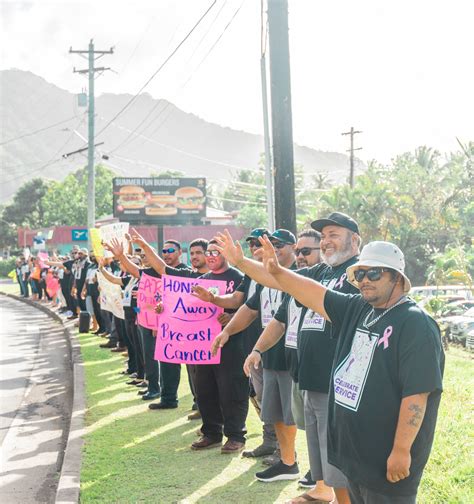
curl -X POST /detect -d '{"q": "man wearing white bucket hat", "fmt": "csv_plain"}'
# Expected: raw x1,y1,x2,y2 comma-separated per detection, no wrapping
257,238,444,504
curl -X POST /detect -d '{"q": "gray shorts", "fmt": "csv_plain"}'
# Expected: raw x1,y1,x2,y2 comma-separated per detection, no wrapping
291,380,305,430
304,390,347,488
261,369,295,426
348,480,417,504
85,295,94,317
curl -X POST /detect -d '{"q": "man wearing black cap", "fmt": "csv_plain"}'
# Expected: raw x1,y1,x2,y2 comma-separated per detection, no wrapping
192,227,278,458
213,215,360,502
209,229,300,482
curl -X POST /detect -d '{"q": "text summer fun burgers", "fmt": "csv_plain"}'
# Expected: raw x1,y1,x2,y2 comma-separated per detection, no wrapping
116,185,148,210
175,186,205,210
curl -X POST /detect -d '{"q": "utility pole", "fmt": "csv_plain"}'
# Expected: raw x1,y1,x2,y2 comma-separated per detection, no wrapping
341,127,362,189
267,0,296,234
70,40,113,245
260,53,275,232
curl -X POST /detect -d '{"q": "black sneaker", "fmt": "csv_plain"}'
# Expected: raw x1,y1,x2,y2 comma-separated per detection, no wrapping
298,469,316,488
255,460,299,482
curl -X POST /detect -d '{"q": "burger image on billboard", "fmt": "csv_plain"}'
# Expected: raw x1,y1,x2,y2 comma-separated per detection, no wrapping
175,186,205,210
145,195,178,216
117,185,147,209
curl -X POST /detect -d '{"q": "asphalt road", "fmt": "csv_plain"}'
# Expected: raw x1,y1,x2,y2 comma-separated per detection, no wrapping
0,296,72,503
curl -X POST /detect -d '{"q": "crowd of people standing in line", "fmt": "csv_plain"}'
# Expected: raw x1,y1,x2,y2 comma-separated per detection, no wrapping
13,212,445,504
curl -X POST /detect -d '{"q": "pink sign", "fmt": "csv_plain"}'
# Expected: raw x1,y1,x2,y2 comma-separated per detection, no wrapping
155,274,227,365
46,272,59,299
137,272,162,329
38,251,49,269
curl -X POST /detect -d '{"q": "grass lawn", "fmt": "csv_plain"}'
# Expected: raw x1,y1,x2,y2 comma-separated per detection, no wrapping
78,334,473,503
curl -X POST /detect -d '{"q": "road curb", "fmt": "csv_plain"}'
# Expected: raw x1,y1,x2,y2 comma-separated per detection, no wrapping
0,292,84,504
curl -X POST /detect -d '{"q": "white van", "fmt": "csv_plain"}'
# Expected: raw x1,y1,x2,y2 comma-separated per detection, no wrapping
410,285,473,300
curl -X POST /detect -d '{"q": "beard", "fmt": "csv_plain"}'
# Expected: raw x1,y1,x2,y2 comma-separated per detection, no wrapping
321,233,353,266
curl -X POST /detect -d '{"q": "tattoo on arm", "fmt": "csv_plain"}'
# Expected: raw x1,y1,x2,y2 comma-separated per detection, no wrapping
407,403,424,427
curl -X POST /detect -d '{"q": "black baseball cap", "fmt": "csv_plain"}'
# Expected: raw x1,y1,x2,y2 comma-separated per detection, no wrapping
311,212,360,234
270,229,297,245
245,228,270,241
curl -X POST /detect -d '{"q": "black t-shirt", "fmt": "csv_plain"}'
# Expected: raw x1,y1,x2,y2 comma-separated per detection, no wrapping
324,290,444,496
237,275,261,353
297,256,359,393
62,259,74,280
199,267,245,352
74,259,90,290
245,263,297,371
246,284,286,370
165,264,201,279
274,294,300,380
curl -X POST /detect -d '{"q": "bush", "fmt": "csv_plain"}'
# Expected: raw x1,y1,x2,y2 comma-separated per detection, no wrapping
0,257,17,278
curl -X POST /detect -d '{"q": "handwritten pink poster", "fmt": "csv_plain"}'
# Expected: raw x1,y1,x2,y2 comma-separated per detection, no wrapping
137,272,162,329
155,275,227,365
38,251,49,269
46,272,59,299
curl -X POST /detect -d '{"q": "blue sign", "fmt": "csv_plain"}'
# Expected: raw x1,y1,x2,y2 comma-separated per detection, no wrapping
71,229,88,241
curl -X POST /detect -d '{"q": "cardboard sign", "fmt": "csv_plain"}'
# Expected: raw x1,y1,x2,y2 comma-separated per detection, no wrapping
99,222,129,253
97,271,124,319
89,228,105,258
154,275,227,365
137,272,162,329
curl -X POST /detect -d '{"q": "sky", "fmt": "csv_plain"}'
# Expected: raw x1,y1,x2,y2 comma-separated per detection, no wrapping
1,0,473,164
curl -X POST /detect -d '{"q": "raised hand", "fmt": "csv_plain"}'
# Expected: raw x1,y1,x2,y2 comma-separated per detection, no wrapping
243,351,261,377
129,228,148,248
210,331,230,356
214,229,244,266
191,285,215,303
104,237,124,258
258,235,281,275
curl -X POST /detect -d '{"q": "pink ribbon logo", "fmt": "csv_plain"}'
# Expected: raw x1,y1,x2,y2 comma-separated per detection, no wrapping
226,280,235,293
335,273,347,289
378,325,393,350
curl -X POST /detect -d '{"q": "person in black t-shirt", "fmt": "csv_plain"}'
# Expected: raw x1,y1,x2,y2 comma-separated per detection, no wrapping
190,240,247,454
192,227,278,458
258,238,444,504
127,230,210,413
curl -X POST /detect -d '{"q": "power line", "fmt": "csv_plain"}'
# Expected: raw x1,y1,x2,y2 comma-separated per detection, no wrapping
3,115,87,187
94,0,217,141
0,115,80,146
111,0,246,155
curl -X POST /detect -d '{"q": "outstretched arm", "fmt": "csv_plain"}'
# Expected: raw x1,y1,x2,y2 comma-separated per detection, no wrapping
213,230,282,289
259,235,330,320
210,305,258,355
130,227,167,275
98,264,124,285
191,286,245,309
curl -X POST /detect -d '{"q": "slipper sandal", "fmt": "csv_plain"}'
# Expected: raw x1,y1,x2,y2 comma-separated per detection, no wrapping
287,494,334,503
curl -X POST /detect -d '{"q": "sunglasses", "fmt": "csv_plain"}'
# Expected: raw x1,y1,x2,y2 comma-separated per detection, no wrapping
295,247,320,257
162,248,176,254
204,250,220,257
247,240,262,248
271,241,288,249
353,267,390,282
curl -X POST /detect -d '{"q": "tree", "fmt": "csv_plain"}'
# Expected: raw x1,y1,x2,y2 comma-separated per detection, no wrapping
314,145,474,285
42,164,115,226
0,178,51,249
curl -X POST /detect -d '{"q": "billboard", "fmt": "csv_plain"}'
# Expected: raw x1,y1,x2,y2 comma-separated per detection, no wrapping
113,177,206,223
